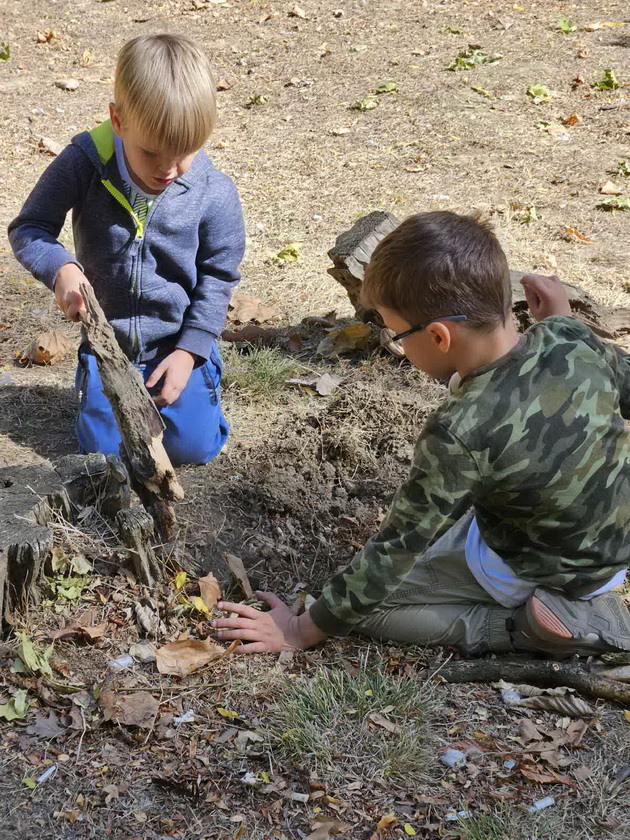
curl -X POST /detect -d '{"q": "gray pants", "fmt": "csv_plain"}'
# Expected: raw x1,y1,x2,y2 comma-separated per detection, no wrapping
354,511,516,655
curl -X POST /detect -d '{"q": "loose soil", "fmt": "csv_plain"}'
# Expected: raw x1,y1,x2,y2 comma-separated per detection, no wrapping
1,0,629,837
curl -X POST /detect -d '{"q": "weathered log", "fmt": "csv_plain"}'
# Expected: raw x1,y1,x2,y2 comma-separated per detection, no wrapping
432,657,630,705
329,213,630,340
116,507,161,588
56,453,130,520
79,282,183,540
0,463,70,625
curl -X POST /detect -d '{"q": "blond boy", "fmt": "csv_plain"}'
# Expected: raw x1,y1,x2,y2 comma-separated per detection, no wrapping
9,34,245,465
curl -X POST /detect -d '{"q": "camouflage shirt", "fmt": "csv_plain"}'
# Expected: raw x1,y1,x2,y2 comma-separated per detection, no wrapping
310,316,630,635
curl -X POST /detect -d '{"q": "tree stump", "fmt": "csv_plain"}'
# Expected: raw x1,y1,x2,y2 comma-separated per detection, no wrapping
79,282,183,541
56,453,131,520
116,508,161,589
0,463,70,627
329,213,630,340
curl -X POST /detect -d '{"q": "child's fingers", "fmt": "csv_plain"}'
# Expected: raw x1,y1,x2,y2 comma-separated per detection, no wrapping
217,600,262,619
235,642,270,654
212,616,257,630
146,359,168,389
215,628,266,641
255,590,286,609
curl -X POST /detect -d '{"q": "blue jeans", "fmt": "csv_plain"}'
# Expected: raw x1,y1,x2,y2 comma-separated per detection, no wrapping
74,344,229,466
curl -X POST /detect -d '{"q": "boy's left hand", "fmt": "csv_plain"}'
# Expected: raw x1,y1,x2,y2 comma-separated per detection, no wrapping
212,591,328,653
146,348,197,406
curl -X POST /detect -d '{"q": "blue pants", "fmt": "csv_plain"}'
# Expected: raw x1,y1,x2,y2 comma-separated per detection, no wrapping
74,345,229,466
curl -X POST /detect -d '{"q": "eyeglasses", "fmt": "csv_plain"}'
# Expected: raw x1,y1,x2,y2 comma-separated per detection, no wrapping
391,315,468,343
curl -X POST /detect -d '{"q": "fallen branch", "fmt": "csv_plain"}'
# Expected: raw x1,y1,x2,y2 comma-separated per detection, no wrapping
432,658,630,704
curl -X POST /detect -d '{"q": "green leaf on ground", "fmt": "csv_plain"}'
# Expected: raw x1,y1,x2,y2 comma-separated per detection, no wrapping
374,81,398,95
614,161,630,177
0,689,31,721
351,96,378,111
440,26,463,35
447,48,503,71
271,243,301,265
17,632,54,678
527,84,554,104
598,196,630,211
557,16,577,34
592,69,619,91
22,777,37,790
0,43,10,61
471,85,493,98
245,94,269,107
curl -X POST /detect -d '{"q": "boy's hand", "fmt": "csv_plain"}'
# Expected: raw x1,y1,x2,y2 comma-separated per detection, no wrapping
521,273,572,321
54,263,89,322
146,349,197,406
212,591,328,653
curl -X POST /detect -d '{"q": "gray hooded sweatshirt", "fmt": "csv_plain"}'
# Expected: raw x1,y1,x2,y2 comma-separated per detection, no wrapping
8,119,245,362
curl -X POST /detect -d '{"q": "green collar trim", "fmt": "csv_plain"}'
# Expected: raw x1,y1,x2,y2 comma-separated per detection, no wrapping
89,119,115,165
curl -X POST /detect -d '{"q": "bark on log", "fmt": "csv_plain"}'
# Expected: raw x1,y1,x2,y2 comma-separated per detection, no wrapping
0,464,70,626
116,507,161,588
56,453,131,520
432,658,630,705
79,282,183,539
329,213,630,340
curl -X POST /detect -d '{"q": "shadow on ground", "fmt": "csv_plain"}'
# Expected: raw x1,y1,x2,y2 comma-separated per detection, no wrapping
0,384,78,462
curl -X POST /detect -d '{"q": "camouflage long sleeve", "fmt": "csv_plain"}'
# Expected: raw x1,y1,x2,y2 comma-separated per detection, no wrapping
309,419,480,634
310,316,630,636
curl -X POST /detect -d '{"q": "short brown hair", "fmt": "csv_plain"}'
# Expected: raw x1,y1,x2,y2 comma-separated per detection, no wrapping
362,211,511,329
115,34,217,155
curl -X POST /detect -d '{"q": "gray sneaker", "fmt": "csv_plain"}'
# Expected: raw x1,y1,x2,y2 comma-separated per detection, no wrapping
513,588,630,657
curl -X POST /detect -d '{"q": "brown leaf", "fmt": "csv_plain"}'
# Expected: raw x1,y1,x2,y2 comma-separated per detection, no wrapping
302,310,337,327
368,711,401,734
519,719,545,743
289,4,307,18
51,621,106,643
36,30,57,43
288,331,304,352
20,330,72,365
198,572,221,611
376,814,398,831
601,180,623,196
216,77,232,91
307,819,347,838
221,325,278,345
561,112,582,126
225,554,254,598
316,322,375,357
39,136,65,156
520,763,576,787
26,709,66,738
564,226,592,243
156,638,231,677
228,292,277,324
100,690,159,728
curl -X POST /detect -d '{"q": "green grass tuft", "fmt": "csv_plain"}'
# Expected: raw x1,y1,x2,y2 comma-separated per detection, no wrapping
270,655,432,783
223,345,298,399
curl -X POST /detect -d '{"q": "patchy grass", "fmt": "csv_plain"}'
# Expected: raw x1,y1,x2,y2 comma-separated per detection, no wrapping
270,654,433,784
223,345,299,399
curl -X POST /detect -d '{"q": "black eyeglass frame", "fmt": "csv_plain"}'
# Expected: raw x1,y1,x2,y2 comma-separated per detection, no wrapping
391,315,468,343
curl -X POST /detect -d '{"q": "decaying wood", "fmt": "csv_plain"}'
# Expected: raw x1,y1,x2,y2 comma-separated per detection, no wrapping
329,213,630,340
432,657,630,705
0,464,70,626
79,282,183,539
116,507,161,588
56,453,130,520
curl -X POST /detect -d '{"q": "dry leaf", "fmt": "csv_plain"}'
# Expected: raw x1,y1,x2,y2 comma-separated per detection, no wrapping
564,226,592,243
520,763,576,787
38,136,65,156
601,180,623,196
26,709,66,738
288,331,304,352
368,711,401,734
55,78,80,91
36,30,56,43
289,4,307,18
20,330,72,365
376,814,398,831
221,325,278,345
51,613,106,643
225,554,254,598
100,690,159,728
228,292,277,324
156,638,230,677
519,719,545,743
317,322,375,357
198,572,221,610
561,112,582,126
306,819,347,839
217,77,232,91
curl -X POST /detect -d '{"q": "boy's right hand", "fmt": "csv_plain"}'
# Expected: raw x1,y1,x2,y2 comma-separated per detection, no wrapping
54,263,89,322
520,273,572,321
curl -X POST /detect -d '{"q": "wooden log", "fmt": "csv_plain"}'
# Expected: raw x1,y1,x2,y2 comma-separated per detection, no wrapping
432,657,630,705
55,452,131,520
329,214,630,340
116,507,161,588
0,464,70,626
78,282,183,539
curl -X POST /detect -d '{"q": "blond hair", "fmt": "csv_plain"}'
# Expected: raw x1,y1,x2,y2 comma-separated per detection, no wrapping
114,34,217,154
